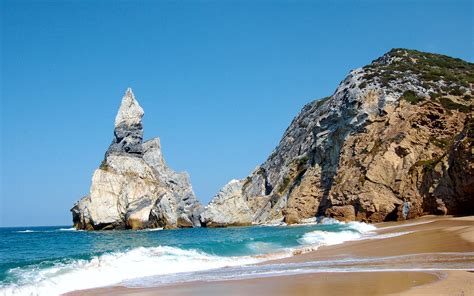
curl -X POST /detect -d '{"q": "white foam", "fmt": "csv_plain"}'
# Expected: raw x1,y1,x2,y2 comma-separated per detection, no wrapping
299,230,362,246
260,221,287,227
0,246,267,296
16,228,81,233
138,227,163,232
298,220,376,247
346,221,377,233
317,217,377,232
120,251,474,288
1,221,409,295
299,217,318,224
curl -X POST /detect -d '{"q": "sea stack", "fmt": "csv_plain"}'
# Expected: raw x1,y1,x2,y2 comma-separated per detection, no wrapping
201,49,474,226
71,88,202,230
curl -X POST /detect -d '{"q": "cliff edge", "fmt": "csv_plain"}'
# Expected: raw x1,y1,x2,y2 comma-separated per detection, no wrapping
201,49,473,226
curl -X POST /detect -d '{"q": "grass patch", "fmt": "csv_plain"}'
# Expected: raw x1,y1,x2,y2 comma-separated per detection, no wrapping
99,160,109,171
298,155,309,167
363,48,474,93
429,91,442,100
414,156,444,172
315,96,331,109
277,176,291,195
429,136,450,149
401,90,424,105
439,97,470,113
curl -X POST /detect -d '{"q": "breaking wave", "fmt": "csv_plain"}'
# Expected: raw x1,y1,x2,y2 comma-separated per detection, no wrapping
298,220,377,246
0,220,388,296
0,246,268,296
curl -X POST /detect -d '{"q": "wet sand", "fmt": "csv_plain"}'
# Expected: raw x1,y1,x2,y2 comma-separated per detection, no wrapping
67,216,474,296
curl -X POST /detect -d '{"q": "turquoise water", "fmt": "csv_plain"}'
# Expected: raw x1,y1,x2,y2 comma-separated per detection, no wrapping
3,220,471,295
0,223,354,271
0,221,411,295
0,221,372,295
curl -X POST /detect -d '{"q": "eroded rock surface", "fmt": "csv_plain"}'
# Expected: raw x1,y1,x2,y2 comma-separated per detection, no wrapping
200,180,253,227
201,49,473,225
71,88,202,230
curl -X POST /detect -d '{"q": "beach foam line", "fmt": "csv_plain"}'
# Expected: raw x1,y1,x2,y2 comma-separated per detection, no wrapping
293,231,411,255
121,252,474,288
299,230,362,245
0,245,288,296
297,219,377,247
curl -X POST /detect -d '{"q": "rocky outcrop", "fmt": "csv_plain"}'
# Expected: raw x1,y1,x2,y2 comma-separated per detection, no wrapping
201,49,473,225
200,180,253,227
71,88,202,230
106,88,145,156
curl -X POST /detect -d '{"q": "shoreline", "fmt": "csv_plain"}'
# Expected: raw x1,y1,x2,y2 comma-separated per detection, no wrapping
66,215,474,296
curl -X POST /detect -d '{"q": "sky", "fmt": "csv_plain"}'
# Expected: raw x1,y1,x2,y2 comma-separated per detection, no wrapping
1,0,473,227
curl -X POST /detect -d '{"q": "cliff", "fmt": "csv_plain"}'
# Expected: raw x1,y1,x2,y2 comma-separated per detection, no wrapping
71,89,202,230
201,49,473,226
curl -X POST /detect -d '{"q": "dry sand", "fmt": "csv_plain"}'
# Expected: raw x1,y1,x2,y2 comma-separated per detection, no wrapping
67,216,474,296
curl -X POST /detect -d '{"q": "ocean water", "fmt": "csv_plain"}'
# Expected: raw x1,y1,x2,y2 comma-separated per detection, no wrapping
0,220,472,296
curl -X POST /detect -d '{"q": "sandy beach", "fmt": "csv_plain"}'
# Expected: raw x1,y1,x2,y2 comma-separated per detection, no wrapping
67,216,474,296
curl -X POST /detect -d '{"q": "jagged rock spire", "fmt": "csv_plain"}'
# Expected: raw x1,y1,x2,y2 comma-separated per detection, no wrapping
114,88,144,127
106,88,144,157
72,88,203,230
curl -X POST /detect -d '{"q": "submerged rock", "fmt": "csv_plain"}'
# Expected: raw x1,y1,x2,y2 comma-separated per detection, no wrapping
71,88,202,230
201,49,474,226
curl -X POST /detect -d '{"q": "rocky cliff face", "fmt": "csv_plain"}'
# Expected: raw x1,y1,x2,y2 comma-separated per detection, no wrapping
71,89,202,230
201,49,473,226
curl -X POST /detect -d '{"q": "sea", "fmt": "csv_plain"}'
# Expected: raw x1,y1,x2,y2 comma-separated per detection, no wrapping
0,219,472,296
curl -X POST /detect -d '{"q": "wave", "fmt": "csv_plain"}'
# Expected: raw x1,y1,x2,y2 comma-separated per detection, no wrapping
298,220,377,247
1,220,397,295
318,217,376,231
298,220,415,248
0,246,275,296
15,228,79,233
299,230,362,246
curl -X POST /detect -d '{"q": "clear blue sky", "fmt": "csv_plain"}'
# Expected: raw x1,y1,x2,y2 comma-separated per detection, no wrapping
1,0,472,227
